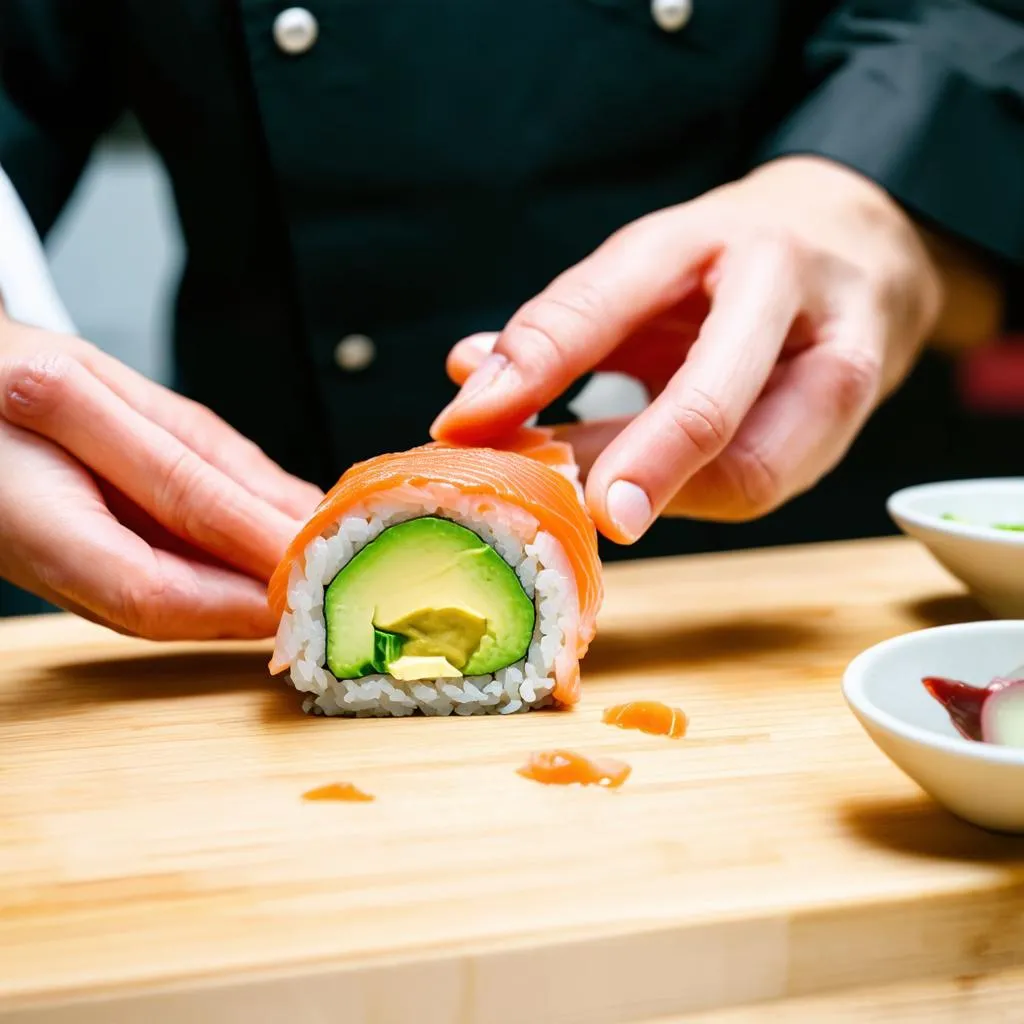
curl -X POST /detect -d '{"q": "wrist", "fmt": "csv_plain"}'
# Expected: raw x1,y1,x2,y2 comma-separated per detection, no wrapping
743,155,903,222
747,156,1004,352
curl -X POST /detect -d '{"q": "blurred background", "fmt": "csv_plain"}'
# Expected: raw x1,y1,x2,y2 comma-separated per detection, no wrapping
43,117,182,388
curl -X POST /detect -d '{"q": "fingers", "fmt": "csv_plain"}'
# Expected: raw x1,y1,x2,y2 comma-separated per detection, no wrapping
96,477,239,568
581,236,804,541
0,423,277,639
37,512,277,640
663,325,884,521
83,350,323,520
441,235,876,541
431,214,716,443
0,353,300,580
445,332,498,385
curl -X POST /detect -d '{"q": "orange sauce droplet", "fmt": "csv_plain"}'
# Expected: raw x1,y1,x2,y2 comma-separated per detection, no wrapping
302,782,375,802
516,749,631,788
602,700,688,739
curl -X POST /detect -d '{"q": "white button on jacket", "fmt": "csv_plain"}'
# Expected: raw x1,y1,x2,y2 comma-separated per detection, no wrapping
651,0,693,32
273,8,319,55
333,334,377,372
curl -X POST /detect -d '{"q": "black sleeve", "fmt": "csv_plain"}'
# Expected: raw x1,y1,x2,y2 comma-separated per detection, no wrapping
757,0,1024,269
0,1,125,236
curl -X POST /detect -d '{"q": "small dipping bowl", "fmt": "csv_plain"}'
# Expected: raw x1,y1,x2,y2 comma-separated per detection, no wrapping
888,478,1024,617
843,621,1024,833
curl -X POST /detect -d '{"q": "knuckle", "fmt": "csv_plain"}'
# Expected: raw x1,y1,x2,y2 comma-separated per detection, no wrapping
549,281,607,325
607,212,661,248
870,262,935,335
747,226,803,270
114,576,167,637
666,386,731,459
154,449,211,540
503,319,567,378
512,286,606,367
233,433,269,465
69,337,103,363
0,352,76,422
866,264,909,312
724,443,783,519
187,396,225,429
826,347,882,417
189,399,261,454
115,572,195,639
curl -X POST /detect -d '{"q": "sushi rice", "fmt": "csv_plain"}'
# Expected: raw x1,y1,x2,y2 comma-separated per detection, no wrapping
271,483,579,717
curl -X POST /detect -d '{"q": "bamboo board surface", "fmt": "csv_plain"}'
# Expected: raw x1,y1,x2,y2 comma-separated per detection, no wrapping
3,536,1024,1023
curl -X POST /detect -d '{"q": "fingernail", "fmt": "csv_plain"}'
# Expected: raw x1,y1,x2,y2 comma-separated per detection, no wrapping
462,332,498,356
606,480,652,542
458,352,509,401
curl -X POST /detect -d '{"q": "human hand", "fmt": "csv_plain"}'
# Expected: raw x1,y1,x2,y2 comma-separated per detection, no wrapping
0,314,323,638
432,156,946,543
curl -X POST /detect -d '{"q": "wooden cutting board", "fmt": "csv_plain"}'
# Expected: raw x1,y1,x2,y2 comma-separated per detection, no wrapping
4,536,1024,1023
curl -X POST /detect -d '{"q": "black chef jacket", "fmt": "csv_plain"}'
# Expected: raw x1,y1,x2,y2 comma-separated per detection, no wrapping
0,0,1022,616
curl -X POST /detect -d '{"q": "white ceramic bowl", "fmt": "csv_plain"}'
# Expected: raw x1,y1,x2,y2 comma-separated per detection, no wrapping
888,478,1024,617
843,620,1024,833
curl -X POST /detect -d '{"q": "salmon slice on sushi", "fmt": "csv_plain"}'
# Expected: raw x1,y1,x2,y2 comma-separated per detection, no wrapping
267,430,602,717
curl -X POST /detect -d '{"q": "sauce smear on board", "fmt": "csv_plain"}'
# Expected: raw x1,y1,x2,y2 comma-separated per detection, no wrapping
302,782,375,802
516,750,631,788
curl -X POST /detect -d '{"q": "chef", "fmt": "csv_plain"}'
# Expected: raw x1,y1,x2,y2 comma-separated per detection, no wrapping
0,1,1020,637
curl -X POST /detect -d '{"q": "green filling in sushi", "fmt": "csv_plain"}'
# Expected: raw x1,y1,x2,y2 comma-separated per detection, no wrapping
324,516,535,680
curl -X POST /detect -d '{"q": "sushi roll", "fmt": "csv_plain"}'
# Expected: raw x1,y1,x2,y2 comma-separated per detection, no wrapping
267,428,603,717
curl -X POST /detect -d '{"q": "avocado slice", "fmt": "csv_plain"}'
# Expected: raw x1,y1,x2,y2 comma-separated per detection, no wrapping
324,517,535,680
389,656,463,680
381,607,487,669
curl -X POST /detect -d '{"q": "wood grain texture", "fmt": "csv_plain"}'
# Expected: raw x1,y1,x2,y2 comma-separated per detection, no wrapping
3,537,1024,1023
663,967,1024,1022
